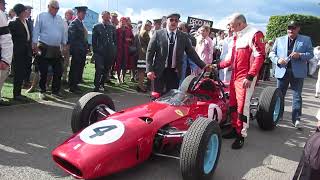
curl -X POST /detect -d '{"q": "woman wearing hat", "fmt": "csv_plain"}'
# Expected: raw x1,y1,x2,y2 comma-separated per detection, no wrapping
8,4,32,101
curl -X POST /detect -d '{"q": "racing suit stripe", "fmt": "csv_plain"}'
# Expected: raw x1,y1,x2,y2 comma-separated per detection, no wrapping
240,76,257,137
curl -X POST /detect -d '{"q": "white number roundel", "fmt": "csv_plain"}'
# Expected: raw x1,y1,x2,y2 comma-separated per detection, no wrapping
79,119,125,145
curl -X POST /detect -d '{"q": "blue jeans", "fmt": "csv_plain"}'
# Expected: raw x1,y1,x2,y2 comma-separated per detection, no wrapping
180,54,198,85
277,69,304,123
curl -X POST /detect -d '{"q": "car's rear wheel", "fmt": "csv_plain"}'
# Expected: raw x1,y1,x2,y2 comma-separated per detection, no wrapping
180,117,221,180
256,87,284,130
71,92,115,133
179,75,197,93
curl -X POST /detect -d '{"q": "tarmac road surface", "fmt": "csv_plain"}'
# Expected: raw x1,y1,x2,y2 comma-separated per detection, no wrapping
0,78,319,180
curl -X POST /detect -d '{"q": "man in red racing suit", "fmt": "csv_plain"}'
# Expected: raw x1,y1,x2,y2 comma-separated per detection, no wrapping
217,14,265,149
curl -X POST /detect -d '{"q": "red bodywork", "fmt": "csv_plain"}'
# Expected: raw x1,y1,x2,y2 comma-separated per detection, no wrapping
52,78,229,179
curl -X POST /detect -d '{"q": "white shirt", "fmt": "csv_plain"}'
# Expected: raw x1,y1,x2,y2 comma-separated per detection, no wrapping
220,36,233,60
0,10,13,65
166,28,177,68
21,20,30,41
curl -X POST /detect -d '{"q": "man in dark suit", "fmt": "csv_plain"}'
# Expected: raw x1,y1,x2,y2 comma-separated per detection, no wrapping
23,5,33,88
92,11,117,92
68,6,88,93
146,13,207,94
8,4,32,101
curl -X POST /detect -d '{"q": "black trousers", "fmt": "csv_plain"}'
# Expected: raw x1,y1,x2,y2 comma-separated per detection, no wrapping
154,68,179,94
38,56,63,93
13,54,32,97
24,60,32,83
94,54,112,88
69,52,86,89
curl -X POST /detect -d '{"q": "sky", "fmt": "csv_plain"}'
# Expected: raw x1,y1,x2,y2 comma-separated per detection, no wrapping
7,0,320,32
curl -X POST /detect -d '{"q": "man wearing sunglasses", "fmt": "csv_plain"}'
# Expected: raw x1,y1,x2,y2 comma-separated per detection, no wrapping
0,0,13,105
146,13,208,95
270,21,313,129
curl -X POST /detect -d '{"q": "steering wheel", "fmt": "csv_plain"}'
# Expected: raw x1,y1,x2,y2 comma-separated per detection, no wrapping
190,66,228,100
190,69,207,91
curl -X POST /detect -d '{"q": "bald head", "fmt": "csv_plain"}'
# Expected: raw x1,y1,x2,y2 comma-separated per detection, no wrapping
228,13,247,32
230,13,246,24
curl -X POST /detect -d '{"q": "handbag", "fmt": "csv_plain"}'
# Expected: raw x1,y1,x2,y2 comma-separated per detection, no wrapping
128,45,138,56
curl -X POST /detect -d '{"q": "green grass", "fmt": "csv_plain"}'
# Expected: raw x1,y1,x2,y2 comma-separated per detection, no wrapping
2,60,139,105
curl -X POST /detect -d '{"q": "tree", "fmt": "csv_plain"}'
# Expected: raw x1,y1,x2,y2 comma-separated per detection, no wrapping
266,14,320,46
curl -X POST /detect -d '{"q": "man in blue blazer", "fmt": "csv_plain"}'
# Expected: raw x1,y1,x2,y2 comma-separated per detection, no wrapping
269,21,314,129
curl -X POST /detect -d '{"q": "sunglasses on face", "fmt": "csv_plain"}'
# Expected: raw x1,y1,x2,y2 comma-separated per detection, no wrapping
288,26,297,30
169,18,179,23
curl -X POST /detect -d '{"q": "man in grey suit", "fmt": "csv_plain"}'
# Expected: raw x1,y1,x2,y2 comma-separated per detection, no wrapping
92,11,117,92
146,13,207,94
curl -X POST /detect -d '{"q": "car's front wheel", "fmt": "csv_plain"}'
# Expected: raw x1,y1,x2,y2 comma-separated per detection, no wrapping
180,117,222,180
71,92,115,133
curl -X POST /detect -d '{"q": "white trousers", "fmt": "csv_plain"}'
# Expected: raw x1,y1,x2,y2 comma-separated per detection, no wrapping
309,58,318,75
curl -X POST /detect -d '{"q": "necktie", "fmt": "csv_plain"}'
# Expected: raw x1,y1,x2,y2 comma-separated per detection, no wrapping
167,32,175,68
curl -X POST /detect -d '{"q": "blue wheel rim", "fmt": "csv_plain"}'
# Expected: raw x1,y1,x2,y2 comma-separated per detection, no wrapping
273,97,281,123
203,134,219,174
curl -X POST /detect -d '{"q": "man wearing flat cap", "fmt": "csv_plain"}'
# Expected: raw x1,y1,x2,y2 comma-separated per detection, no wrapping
153,19,162,30
68,6,88,93
146,13,210,95
270,20,314,129
9,4,33,101
0,0,13,105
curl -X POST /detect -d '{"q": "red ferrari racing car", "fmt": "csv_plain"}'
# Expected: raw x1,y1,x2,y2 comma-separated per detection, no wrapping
52,70,284,180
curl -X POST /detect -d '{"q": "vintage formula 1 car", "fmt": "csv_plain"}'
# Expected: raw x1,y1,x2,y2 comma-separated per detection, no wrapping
52,70,284,180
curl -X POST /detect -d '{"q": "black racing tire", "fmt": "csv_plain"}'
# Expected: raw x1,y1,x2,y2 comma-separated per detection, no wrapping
179,75,197,93
71,92,115,133
256,86,284,130
180,117,222,180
